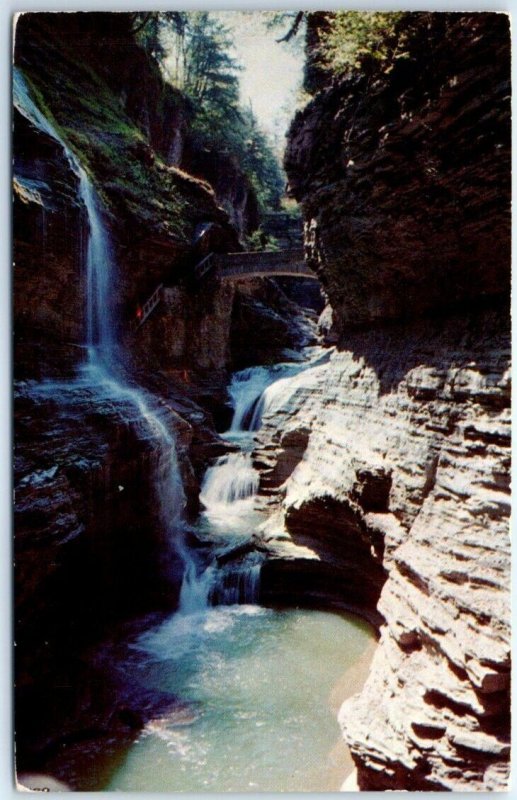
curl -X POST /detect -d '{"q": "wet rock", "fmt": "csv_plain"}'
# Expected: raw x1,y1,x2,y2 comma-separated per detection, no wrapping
16,611,189,791
253,307,510,791
13,104,86,378
230,279,318,370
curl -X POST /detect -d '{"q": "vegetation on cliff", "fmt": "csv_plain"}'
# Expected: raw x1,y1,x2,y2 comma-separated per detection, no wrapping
308,12,403,78
135,11,284,213
12,9,511,793
15,14,222,245
286,12,511,330
15,12,285,247
267,11,405,91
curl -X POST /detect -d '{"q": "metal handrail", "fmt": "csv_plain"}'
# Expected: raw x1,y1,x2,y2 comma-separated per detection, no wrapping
130,283,164,331
132,248,317,333
194,252,215,280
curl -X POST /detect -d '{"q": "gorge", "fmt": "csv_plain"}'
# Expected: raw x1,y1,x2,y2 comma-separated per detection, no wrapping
13,10,511,793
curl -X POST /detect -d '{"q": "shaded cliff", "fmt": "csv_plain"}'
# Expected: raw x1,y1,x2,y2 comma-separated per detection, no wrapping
14,12,306,380
13,13,317,773
285,12,510,333
13,14,320,769
14,13,238,376
279,11,511,791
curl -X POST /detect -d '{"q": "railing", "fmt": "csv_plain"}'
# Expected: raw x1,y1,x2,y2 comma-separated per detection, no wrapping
130,283,163,331
193,248,316,281
131,248,317,333
217,248,315,280
194,252,216,281
219,261,315,279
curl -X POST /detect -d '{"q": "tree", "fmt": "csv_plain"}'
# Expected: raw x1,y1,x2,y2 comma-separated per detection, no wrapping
314,12,404,76
264,11,305,47
132,11,284,214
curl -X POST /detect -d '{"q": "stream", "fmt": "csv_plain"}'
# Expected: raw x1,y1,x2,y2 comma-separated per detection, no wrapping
15,68,374,793
102,359,373,792
105,607,372,792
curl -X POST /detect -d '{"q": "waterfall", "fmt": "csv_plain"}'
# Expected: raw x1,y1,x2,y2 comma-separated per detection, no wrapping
228,351,330,434
229,367,275,432
178,562,216,614
15,68,187,568
213,562,262,605
74,145,187,551
201,452,259,507
80,176,116,366
188,357,328,610
228,363,303,432
173,449,262,613
14,69,323,618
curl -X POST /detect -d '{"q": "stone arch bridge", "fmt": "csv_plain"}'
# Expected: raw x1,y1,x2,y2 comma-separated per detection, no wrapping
133,248,317,330
194,248,316,282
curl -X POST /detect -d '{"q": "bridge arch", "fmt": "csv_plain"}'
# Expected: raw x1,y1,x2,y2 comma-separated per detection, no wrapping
195,249,318,282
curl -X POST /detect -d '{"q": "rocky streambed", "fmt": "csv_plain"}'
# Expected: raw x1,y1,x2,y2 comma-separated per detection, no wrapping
16,299,510,792
250,305,511,790
14,9,511,794
15,343,380,793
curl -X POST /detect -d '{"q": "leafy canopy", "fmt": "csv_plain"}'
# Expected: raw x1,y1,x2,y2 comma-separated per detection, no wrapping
133,11,284,212
316,12,404,75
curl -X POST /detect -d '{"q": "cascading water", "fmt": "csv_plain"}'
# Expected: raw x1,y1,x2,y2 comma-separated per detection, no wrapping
15,68,329,617
200,452,259,510
228,349,331,434
183,447,262,608
229,362,301,432
14,67,187,572
15,68,377,795
187,345,334,608
81,176,116,367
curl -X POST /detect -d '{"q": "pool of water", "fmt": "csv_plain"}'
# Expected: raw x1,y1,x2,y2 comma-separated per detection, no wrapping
104,604,373,792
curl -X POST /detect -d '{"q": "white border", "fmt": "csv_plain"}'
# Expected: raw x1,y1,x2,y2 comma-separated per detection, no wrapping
3,2,515,800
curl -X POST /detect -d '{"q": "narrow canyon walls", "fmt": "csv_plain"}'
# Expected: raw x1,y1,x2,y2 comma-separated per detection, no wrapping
286,12,510,334
277,12,511,790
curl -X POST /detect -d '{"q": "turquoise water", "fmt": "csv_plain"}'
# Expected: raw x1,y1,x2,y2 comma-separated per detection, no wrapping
104,604,372,792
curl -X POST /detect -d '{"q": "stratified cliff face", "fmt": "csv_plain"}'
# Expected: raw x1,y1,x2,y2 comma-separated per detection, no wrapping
255,308,510,790
13,13,314,762
278,11,511,791
285,12,510,334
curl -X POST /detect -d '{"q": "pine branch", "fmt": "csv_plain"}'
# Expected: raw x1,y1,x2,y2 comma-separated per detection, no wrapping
276,12,304,43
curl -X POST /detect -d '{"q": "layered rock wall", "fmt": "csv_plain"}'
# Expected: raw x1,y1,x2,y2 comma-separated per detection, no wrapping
13,105,86,377
286,12,511,334
255,308,510,789
278,11,511,791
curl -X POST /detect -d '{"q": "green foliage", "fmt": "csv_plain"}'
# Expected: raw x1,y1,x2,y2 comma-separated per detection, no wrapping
246,229,280,252
18,19,200,241
316,12,404,76
135,11,284,213
264,11,305,50
191,103,284,211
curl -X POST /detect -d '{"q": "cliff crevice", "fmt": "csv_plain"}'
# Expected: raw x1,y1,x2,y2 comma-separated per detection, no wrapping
285,12,510,334
278,12,511,791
